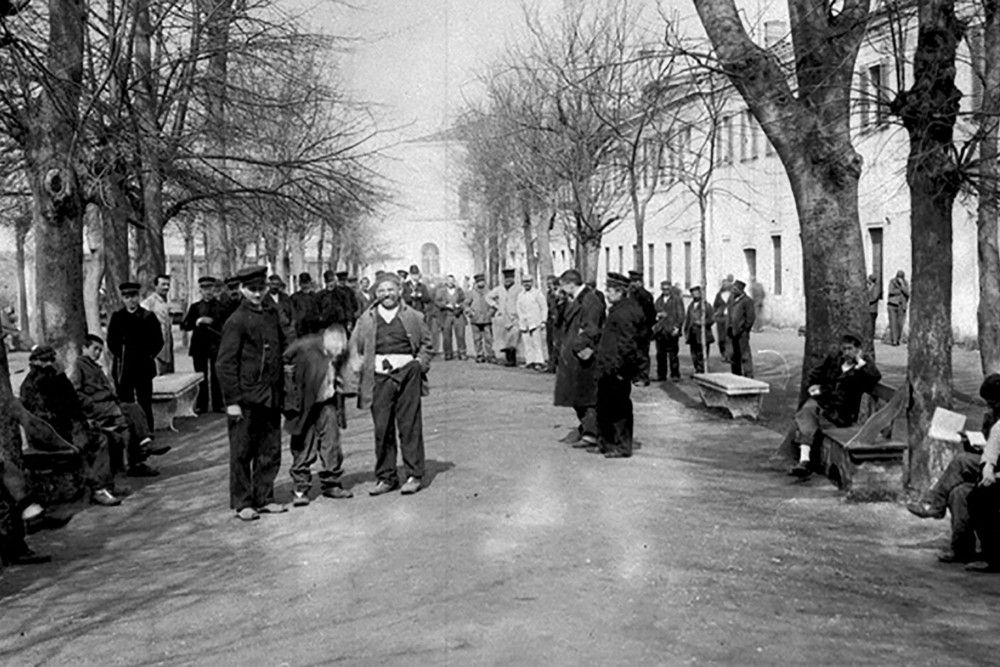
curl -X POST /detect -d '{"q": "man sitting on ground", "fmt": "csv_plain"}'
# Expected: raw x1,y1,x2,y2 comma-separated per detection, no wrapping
71,334,170,477
19,345,121,506
789,333,882,478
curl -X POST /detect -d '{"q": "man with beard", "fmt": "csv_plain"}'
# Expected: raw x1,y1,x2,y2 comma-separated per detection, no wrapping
181,276,226,413
627,270,656,386
347,272,432,496
595,273,645,458
217,266,287,521
488,268,521,367
554,269,606,448
106,281,163,430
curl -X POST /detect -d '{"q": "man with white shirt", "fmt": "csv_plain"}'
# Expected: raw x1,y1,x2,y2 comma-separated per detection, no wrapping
348,273,432,496
516,275,548,370
788,333,882,478
141,274,174,375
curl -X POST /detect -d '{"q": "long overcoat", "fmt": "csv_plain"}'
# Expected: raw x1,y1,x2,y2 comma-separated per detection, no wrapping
554,285,606,407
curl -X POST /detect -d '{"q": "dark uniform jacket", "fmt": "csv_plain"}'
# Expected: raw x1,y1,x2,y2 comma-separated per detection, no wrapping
546,288,566,346
291,290,320,336
628,285,657,339
334,285,359,324
596,297,644,381
106,306,163,385
180,299,226,359
20,365,85,442
554,286,606,408
317,288,349,328
726,294,756,337
267,291,297,343
217,300,285,409
807,352,882,426
682,299,715,346
653,292,685,337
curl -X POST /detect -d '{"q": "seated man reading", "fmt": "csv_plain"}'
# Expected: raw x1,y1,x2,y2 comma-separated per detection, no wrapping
908,374,1000,565
71,334,169,477
19,345,121,506
789,333,882,478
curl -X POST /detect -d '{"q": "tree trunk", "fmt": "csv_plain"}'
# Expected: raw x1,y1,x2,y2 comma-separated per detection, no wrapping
290,229,306,278
578,230,602,284
487,213,500,287
535,210,554,279
892,0,962,490
700,198,710,370
317,218,326,266
976,3,1000,374
630,180,644,275
103,176,131,317
83,204,104,334
521,199,537,279
14,215,31,347
0,342,23,497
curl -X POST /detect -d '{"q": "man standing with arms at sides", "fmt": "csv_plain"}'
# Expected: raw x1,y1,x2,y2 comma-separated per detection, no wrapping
887,269,909,346
682,285,714,374
266,274,296,344
404,264,432,314
180,276,226,414
488,268,521,367
435,274,467,361
465,273,495,363
595,273,644,458
347,272,432,496
355,277,372,314
291,272,320,337
516,275,548,371
626,270,656,387
318,270,346,331
545,275,565,374
867,274,882,339
713,275,734,363
217,266,287,521
750,278,766,332
333,270,359,331
141,274,174,375
554,269,606,448
727,280,756,378
653,281,685,382
107,281,163,430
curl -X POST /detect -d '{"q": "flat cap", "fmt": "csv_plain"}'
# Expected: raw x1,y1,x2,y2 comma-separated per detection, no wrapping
268,274,284,285
29,344,56,363
627,269,643,280
502,268,516,277
119,281,140,293
606,272,630,289
224,276,240,289
197,276,217,287
409,264,420,274
336,270,348,280
298,272,313,285
235,266,267,288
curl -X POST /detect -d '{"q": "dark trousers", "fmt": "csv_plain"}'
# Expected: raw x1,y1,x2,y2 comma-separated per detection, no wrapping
546,323,560,371
574,405,598,439
969,483,1000,563
471,323,493,360
117,370,154,431
193,355,223,412
79,427,114,491
372,362,425,484
100,402,152,471
290,401,343,493
654,333,680,380
888,306,906,345
715,322,729,361
0,477,28,561
597,375,633,455
441,310,467,359
689,341,707,373
870,312,878,340
637,337,651,382
729,333,754,378
228,404,281,510
924,451,983,556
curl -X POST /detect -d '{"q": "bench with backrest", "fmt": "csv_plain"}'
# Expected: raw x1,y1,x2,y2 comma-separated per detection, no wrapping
14,400,85,505
780,380,908,500
151,371,203,431
693,372,771,420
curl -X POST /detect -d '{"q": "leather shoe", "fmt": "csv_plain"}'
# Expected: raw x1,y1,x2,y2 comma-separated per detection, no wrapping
604,450,631,459
25,513,72,534
91,488,122,506
142,443,171,457
292,491,310,507
906,501,945,520
369,480,399,496
322,487,354,499
937,550,975,564
127,463,160,477
788,462,811,478
965,560,1000,573
400,477,422,494
256,503,288,514
559,429,582,444
2,547,52,566
236,507,260,521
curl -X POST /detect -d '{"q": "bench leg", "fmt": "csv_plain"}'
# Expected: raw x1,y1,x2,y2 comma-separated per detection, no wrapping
151,400,178,432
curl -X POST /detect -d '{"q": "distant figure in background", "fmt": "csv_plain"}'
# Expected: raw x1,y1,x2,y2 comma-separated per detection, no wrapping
653,281,685,382
867,274,882,340
141,274,174,375
466,273,495,363
267,275,296,344
435,274,467,361
750,278,765,332
682,285,714,374
626,270,656,386
221,276,242,322
488,268,521,367
516,275,548,371
181,276,226,413
351,276,371,316
291,272,320,337
595,273,644,458
333,270,359,331
107,281,163,430
726,280,756,378
545,275,565,374
713,276,733,362
887,270,910,346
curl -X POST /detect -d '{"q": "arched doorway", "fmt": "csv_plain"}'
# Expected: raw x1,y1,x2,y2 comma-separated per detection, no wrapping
421,242,441,276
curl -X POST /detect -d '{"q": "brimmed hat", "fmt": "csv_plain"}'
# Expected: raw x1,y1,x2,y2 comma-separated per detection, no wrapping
375,272,403,289
733,280,747,290
409,264,420,274
502,268,516,277
197,276,217,287
268,274,284,286
396,269,409,278
473,273,485,282
606,272,630,289
29,344,56,363
235,266,267,290
336,270,348,280
119,281,140,295
224,276,240,289
299,272,313,285
689,285,702,293
627,270,643,281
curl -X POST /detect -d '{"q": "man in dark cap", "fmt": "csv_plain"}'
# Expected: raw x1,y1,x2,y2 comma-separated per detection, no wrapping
789,333,881,478
652,280,685,382
220,276,242,322
317,270,347,330
908,374,1000,566
682,285,714,374
332,270,359,332
488,268,521,366
627,270,656,386
217,266,287,520
726,279,756,377
266,274,296,343
181,276,227,413
106,281,163,430
594,273,644,458
554,269,605,447
291,272,320,337
402,264,432,316
545,275,565,373
435,274,467,361
465,273,495,362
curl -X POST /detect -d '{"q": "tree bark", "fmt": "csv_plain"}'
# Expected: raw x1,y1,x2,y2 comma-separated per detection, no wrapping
976,3,1000,374
83,204,104,334
521,198,537,279
535,210,554,279
14,213,31,346
891,0,961,490
0,342,23,499
102,173,131,317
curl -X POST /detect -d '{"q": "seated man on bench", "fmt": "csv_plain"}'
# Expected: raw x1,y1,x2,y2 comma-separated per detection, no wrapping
71,334,169,477
19,345,122,507
789,333,882,478
908,374,1000,564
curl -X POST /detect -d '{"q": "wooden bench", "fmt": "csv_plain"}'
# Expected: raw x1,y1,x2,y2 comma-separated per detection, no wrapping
14,400,85,505
693,372,771,419
151,372,203,431
781,381,908,500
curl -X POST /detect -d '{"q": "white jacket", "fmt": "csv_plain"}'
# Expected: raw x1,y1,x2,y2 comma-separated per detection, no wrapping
516,288,548,331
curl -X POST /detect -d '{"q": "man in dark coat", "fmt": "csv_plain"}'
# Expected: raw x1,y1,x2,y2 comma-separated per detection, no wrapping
789,333,882,477
653,281,685,382
181,276,227,413
220,276,242,323
106,281,163,430
283,325,353,506
713,275,734,362
266,274,297,344
217,266,287,521
627,270,656,386
887,269,909,345
291,272,321,337
682,285,714,374
333,270,360,331
867,274,882,339
545,275,565,373
595,273,645,458
554,269,606,448
317,270,348,330
726,280,756,377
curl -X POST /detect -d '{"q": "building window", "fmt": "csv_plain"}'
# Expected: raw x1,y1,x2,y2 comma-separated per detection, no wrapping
561,249,566,269
605,246,610,273
421,242,441,276
869,63,888,126
723,116,734,164
665,242,673,283
740,111,749,162
749,111,760,160
772,235,783,295
617,245,624,273
744,247,757,281
647,243,655,287
870,227,884,285
683,241,692,288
